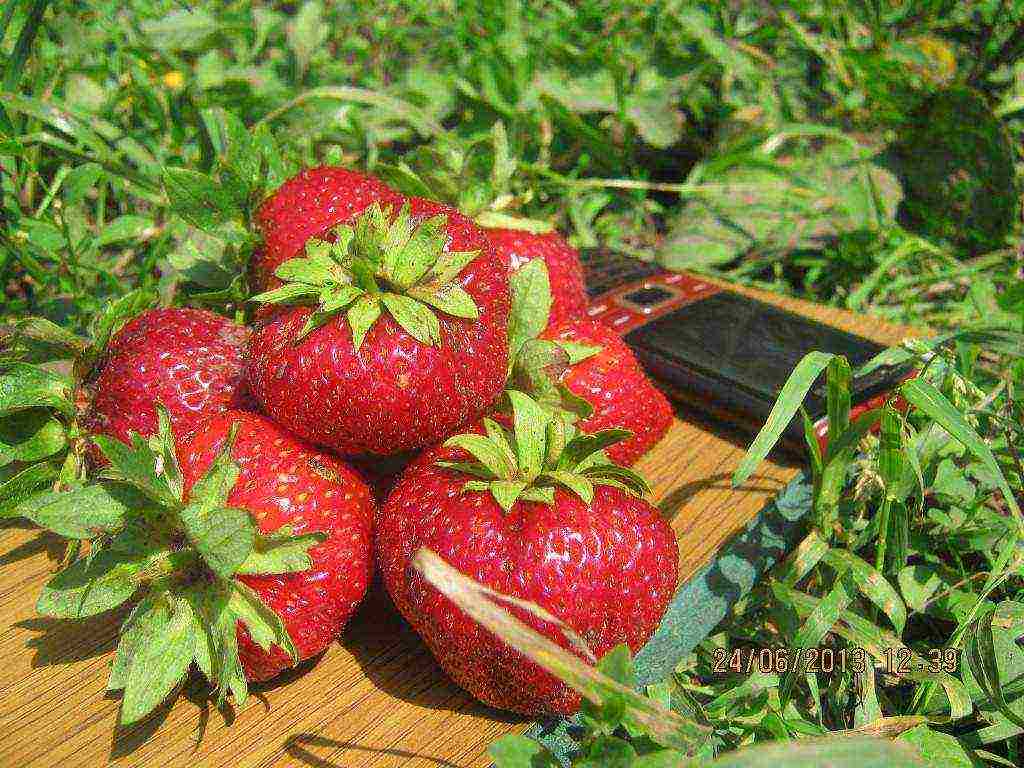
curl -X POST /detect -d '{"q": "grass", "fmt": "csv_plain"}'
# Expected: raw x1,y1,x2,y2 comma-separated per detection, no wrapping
1,1,1023,766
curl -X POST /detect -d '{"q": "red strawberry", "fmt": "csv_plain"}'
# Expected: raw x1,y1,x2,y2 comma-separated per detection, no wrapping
486,228,588,332
178,410,376,682
376,392,678,715
505,260,671,466
30,406,375,725
546,318,673,466
253,166,404,290
248,196,509,456
83,307,252,453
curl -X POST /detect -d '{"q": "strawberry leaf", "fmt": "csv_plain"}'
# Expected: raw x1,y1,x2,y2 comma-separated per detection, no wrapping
508,390,551,481
120,595,196,725
539,470,594,504
180,504,255,579
408,283,479,319
0,363,74,418
37,547,142,618
0,463,59,517
444,434,515,479
347,295,383,351
508,259,552,362
228,580,298,662
187,421,241,510
558,429,634,471
427,248,481,286
154,405,184,502
250,282,321,305
108,595,159,692
381,293,441,345
94,432,181,508
88,289,158,357
580,463,652,497
17,483,136,539
235,527,327,576
490,480,529,513
555,340,602,366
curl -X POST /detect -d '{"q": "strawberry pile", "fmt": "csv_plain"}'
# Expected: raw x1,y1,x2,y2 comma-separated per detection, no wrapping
2,161,675,728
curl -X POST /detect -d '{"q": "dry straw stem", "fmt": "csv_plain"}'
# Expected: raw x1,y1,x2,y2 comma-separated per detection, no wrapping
411,546,713,755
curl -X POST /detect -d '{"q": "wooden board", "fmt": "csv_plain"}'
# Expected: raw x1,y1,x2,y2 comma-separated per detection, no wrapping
0,285,916,768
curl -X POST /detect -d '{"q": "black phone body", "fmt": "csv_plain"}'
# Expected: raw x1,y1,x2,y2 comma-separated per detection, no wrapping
580,250,910,453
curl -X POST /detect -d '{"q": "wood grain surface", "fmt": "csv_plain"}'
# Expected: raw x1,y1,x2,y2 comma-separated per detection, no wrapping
0,286,916,768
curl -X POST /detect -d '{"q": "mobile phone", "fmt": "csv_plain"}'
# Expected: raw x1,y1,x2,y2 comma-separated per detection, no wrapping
580,249,911,455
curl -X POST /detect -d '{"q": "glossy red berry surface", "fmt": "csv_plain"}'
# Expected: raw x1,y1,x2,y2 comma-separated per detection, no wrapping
247,197,510,457
178,411,376,682
547,318,673,465
83,308,252,452
485,228,588,332
376,444,678,715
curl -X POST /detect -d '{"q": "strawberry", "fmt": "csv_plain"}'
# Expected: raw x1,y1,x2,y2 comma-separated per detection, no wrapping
486,227,588,332
82,307,253,456
252,166,404,290
23,406,375,725
247,197,510,456
505,260,672,465
376,392,678,715
547,318,673,466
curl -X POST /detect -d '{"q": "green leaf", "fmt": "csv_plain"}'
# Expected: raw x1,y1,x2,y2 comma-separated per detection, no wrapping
14,317,88,359
140,8,219,51
964,603,1024,731
0,363,73,418
62,162,105,206
347,294,383,351
898,564,943,613
0,410,66,467
381,293,441,346
236,527,327,576
228,580,298,662
95,215,153,247
901,378,1022,524
822,549,907,634
180,505,255,579
286,0,327,78
88,289,156,355
899,725,985,768
556,341,602,366
579,463,652,497
488,735,560,768
93,432,180,508
37,548,141,618
474,211,553,234
539,470,594,504
17,483,135,538
427,248,481,285
710,737,924,768
162,167,239,232
108,596,158,692
386,213,448,289
250,282,322,305
508,391,549,481
489,480,529,512
120,596,196,725
733,351,835,487
408,283,479,320
443,434,514,479
0,462,58,516
508,259,552,361
559,430,632,471
596,644,635,687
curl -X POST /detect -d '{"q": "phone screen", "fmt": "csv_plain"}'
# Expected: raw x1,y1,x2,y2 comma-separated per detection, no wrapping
625,291,897,421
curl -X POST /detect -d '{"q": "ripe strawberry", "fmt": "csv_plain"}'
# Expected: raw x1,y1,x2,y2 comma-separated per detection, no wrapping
252,166,404,290
27,406,375,724
82,307,252,454
248,197,510,456
505,260,672,465
546,318,673,466
376,392,678,715
485,228,588,332
177,410,376,682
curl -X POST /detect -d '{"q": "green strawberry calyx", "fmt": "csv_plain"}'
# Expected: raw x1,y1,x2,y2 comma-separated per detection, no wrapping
505,258,601,421
251,201,482,349
437,390,651,513
21,405,325,726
